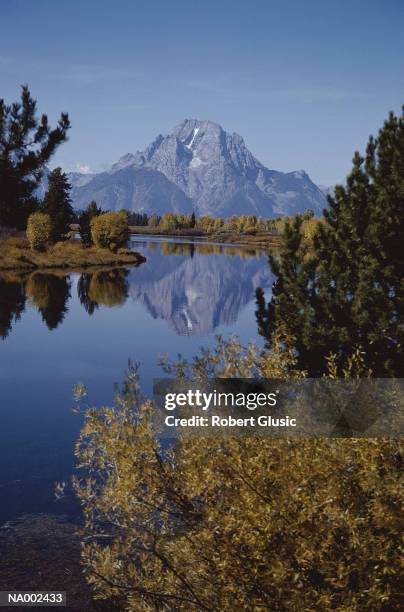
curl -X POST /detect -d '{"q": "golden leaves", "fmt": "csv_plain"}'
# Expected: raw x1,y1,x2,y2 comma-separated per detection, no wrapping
72,347,403,611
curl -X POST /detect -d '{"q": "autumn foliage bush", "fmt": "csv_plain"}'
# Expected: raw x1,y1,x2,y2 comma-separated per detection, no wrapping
26,212,52,251
90,211,129,251
72,335,403,611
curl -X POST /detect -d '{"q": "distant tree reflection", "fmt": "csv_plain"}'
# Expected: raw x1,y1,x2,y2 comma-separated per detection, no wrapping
77,273,99,315
0,276,26,339
156,241,262,258
1,267,130,337
26,273,71,330
86,269,129,308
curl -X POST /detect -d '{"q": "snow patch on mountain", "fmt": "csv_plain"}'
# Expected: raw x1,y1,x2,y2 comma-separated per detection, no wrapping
186,127,200,150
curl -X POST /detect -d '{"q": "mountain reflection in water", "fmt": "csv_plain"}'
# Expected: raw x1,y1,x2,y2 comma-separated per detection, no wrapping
0,239,274,339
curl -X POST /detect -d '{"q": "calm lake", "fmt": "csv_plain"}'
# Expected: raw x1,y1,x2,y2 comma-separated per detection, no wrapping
0,237,274,524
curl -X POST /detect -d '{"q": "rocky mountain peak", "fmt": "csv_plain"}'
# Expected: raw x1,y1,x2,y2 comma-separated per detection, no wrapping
69,119,327,217
173,118,222,143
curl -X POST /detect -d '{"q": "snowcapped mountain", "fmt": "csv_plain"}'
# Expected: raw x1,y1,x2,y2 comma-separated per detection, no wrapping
69,119,327,217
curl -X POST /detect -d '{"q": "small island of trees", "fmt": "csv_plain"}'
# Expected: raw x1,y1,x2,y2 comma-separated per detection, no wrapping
0,87,145,271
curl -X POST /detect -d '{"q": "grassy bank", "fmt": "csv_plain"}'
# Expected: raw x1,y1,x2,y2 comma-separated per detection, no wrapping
0,237,146,271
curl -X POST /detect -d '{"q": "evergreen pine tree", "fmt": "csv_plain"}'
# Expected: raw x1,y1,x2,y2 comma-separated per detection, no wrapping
190,211,196,228
0,86,70,229
42,168,75,242
78,200,102,246
256,107,404,376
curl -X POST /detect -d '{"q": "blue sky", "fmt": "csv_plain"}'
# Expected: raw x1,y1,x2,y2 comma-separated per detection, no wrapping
1,0,403,185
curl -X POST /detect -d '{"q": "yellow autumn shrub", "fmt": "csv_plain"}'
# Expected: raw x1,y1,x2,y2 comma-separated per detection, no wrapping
90,211,129,251
73,335,402,611
26,212,52,251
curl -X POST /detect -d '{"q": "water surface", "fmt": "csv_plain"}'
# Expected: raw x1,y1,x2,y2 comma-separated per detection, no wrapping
0,237,274,523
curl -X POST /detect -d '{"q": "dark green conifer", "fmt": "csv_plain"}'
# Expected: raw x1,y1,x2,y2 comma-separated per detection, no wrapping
256,107,404,376
42,168,75,242
0,86,70,229
78,200,102,246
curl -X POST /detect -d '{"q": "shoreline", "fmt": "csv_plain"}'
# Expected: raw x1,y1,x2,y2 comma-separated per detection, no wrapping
0,238,146,273
129,226,281,246
0,228,279,274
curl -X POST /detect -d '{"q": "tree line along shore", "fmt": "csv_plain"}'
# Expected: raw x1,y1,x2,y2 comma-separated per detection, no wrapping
124,209,318,246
